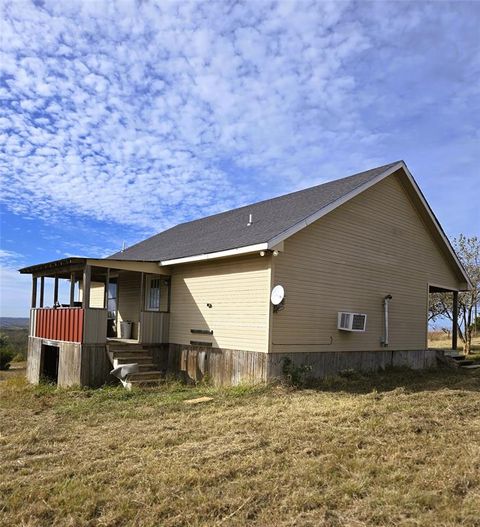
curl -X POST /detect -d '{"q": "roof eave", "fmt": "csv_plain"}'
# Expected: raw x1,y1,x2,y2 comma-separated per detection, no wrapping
19,257,87,275
399,162,472,290
265,160,472,289
266,162,405,248
158,242,269,266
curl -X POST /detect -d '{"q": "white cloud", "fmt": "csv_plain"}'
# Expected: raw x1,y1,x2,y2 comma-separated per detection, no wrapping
0,249,31,317
0,0,478,244
0,0,384,232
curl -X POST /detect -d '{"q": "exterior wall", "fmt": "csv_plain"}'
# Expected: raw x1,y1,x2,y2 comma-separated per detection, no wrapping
89,282,105,308
83,308,108,344
117,271,142,339
167,343,268,386
26,336,111,387
140,311,169,343
169,255,272,353
267,349,438,382
271,172,462,354
79,281,105,308
26,336,42,384
80,344,112,387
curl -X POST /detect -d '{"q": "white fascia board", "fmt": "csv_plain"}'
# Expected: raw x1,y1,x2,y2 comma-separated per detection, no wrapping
87,259,167,275
266,161,471,289
158,243,269,267
266,162,404,249
399,162,472,289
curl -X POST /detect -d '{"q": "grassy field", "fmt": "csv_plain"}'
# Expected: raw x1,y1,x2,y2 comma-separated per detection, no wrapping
428,333,480,349
1,365,479,527
428,334,480,364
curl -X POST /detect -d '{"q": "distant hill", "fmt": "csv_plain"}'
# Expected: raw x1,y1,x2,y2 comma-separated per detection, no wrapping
0,317,29,329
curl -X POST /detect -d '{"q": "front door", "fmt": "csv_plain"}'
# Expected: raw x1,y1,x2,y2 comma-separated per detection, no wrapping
107,278,118,338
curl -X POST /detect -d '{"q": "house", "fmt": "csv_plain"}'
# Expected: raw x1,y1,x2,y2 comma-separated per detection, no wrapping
19,161,470,388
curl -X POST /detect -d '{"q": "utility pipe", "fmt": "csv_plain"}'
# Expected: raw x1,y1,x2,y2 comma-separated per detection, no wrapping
382,294,392,346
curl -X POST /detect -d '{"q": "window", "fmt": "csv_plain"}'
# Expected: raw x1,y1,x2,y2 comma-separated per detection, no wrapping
145,275,170,312
107,280,117,319
146,276,161,311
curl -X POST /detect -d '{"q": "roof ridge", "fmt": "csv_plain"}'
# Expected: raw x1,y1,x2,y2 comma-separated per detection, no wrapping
166,160,402,229
111,161,402,257
264,161,402,246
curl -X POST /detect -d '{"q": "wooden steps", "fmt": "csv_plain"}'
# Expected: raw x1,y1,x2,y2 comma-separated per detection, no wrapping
106,342,165,389
436,351,480,370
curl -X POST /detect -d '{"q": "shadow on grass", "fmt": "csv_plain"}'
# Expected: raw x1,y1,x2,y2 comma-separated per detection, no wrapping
303,365,480,395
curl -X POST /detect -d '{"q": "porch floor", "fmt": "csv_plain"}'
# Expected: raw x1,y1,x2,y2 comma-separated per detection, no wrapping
107,338,140,345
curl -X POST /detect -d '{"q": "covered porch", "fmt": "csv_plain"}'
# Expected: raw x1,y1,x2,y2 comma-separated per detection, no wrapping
21,257,171,347
428,284,460,351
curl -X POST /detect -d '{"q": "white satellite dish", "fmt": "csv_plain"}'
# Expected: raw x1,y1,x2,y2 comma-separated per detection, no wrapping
271,285,285,305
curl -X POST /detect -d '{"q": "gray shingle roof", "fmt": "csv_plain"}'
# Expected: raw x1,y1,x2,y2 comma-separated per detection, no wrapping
108,161,401,262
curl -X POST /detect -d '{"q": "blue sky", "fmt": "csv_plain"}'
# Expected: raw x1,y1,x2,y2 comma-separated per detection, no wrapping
0,0,479,317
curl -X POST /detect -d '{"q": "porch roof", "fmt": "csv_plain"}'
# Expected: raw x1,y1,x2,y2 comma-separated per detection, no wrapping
19,257,167,277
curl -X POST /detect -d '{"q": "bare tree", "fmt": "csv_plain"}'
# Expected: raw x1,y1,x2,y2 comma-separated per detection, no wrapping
429,235,479,354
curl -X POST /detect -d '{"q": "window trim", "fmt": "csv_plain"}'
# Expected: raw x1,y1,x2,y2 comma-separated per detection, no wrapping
145,275,161,312
144,275,171,313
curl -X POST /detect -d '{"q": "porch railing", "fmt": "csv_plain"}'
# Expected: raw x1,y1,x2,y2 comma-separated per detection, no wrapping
30,308,107,344
31,307,84,342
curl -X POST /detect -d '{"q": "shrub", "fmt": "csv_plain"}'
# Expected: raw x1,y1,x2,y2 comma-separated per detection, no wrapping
281,357,312,387
0,347,15,370
0,334,16,370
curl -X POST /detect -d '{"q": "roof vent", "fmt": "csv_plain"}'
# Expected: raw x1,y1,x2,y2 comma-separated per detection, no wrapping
247,214,253,227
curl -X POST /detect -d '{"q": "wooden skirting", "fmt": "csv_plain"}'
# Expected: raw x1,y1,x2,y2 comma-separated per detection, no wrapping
267,349,438,382
144,344,169,371
27,336,438,389
168,343,268,386
167,344,437,386
27,336,111,388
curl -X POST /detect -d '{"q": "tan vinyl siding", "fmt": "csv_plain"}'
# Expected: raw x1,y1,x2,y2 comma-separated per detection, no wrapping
117,272,142,339
89,282,105,308
79,282,104,308
169,255,271,353
272,173,461,353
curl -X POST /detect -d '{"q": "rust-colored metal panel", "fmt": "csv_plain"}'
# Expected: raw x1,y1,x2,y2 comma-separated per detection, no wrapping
63,309,67,341
62,309,67,341
38,310,42,338
46,309,50,338
59,309,63,341
73,310,78,342
31,308,84,343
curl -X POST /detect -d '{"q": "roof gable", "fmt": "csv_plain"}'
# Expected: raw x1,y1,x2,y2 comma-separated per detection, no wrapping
109,161,400,262
107,160,470,287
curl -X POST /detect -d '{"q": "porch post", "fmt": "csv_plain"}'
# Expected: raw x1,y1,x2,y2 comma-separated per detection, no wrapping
83,265,91,309
70,272,76,307
53,276,59,305
39,277,45,308
140,272,145,310
452,291,458,351
31,276,37,308
104,268,110,309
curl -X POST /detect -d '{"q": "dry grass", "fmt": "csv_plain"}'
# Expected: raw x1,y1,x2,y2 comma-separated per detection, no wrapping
428,335,480,363
428,333,480,347
1,366,480,527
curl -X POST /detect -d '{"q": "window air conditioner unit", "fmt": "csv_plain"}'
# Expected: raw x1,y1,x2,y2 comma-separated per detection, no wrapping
338,312,367,332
